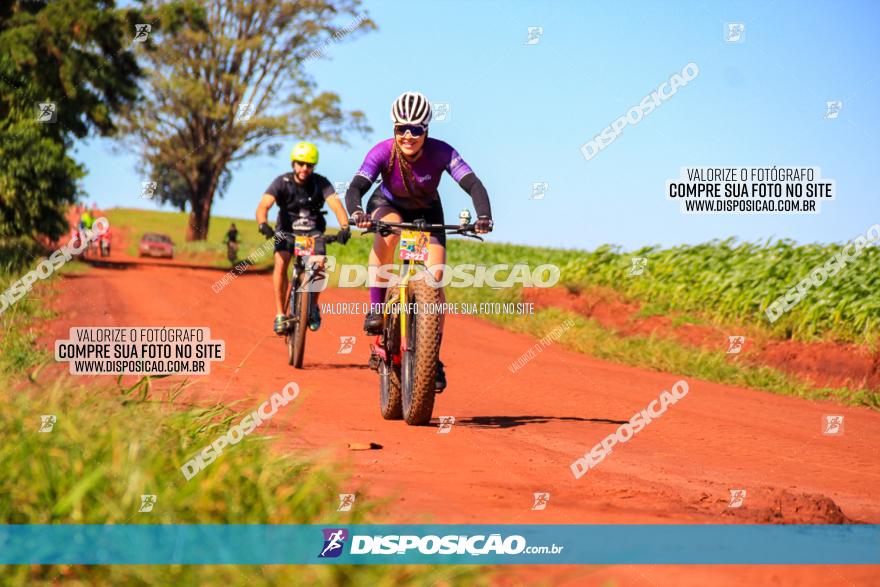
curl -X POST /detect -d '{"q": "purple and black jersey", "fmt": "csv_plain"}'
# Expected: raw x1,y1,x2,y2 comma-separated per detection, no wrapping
355,138,474,209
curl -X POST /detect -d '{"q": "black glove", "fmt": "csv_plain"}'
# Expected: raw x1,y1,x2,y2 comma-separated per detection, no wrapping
475,216,494,234
337,227,351,245
351,211,372,229
258,222,274,239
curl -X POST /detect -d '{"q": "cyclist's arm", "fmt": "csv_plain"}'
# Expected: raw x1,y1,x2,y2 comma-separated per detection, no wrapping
314,175,349,230
457,173,492,219
444,143,492,218
344,176,374,216
326,194,350,229
256,193,275,225
345,141,388,216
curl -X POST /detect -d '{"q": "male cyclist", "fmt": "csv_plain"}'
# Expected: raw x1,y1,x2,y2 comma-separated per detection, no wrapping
224,223,239,244
345,91,493,391
224,223,239,262
256,142,350,335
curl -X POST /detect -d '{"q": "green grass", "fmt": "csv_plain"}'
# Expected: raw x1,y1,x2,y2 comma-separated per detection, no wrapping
108,207,367,271
483,305,880,409
0,242,56,376
107,207,274,268
670,314,708,327
0,371,481,585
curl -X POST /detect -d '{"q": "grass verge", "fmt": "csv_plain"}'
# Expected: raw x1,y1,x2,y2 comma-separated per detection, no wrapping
466,298,879,410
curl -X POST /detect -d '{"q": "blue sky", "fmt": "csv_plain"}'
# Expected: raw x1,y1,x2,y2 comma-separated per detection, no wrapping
74,0,880,250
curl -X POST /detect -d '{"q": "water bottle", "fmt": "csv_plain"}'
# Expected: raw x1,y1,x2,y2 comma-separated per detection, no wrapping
459,209,471,226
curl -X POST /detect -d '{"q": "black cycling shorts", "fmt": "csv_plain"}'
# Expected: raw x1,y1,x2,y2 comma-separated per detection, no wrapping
366,189,446,247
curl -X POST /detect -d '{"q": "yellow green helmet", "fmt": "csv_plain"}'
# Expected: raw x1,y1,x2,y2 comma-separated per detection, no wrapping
290,141,319,165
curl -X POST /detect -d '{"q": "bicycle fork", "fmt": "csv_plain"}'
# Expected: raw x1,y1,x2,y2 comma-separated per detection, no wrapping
290,259,326,316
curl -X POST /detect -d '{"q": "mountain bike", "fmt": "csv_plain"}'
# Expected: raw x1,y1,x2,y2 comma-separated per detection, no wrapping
358,212,483,425
99,233,111,257
226,240,239,264
277,230,342,368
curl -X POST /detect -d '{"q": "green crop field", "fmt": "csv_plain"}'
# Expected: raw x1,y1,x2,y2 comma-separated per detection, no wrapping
447,237,880,345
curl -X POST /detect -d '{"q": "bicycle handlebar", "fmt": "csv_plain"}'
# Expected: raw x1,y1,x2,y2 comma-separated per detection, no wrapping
275,230,342,244
348,218,484,240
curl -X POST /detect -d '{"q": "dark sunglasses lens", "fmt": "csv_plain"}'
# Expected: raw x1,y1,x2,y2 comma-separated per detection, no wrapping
295,161,314,168
395,125,425,137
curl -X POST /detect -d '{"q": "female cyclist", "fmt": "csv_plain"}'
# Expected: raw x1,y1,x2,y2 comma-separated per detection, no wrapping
345,91,494,391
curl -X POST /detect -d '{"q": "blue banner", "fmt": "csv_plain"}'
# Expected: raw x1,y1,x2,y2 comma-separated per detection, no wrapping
0,524,877,564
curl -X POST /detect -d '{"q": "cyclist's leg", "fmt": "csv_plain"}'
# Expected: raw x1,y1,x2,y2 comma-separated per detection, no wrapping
426,240,447,333
420,198,447,391
307,233,328,330
367,200,401,308
273,250,291,316
422,197,448,333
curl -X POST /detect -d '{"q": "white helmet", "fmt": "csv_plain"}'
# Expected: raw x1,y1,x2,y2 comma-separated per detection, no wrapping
390,91,432,126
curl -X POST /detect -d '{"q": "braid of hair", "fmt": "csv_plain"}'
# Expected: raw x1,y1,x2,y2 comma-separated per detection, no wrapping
386,139,419,197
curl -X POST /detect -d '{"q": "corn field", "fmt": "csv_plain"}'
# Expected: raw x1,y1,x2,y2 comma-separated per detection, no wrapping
446,237,880,345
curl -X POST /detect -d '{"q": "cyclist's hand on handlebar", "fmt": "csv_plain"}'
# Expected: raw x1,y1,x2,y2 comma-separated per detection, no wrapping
258,222,275,239
337,227,351,244
475,216,494,234
351,211,372,229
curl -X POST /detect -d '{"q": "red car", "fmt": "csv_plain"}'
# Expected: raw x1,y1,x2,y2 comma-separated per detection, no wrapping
138,233,174,258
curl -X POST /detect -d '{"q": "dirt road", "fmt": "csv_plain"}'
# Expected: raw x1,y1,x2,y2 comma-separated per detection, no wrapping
46,258,880,585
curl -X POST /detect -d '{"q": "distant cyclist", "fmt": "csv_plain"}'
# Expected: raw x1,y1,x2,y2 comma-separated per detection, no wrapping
256,142,351,335
79,209,95,232
224,223,239,244
345,91,493,391
78,208,96,253
224,223,239,263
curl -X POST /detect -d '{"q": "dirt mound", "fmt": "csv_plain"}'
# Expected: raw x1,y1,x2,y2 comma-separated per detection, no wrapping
524,287,880,391
718,488,858,524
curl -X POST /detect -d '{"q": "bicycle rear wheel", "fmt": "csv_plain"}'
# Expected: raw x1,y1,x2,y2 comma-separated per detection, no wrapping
379,288,403,419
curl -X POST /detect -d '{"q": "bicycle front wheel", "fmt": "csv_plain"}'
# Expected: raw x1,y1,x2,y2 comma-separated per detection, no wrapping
401,278,441,425
287,272,309,368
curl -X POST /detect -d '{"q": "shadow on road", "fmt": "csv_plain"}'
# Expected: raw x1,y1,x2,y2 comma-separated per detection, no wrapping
454,415,629,429
79,257,271,274
304,363,371,370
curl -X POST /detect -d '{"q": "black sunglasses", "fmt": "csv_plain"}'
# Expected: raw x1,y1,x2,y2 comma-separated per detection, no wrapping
394,124,427,138
293,161,315,168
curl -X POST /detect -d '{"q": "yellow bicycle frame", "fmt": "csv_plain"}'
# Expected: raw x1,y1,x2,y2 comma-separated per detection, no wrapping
385,248,426,353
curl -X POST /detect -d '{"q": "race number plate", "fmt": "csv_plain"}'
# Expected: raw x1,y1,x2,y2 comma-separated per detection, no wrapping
399,230,430,261
294,236,316,256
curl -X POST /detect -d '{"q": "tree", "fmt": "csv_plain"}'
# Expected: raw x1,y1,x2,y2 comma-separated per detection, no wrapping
0,0,144,241
122,0,375,241
146,165,231,213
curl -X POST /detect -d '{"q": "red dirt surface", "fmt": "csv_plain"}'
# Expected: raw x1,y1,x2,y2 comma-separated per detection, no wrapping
39,257,880,586
524,287,880,391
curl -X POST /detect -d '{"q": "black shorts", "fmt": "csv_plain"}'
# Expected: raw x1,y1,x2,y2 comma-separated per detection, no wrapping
366,190,446,247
